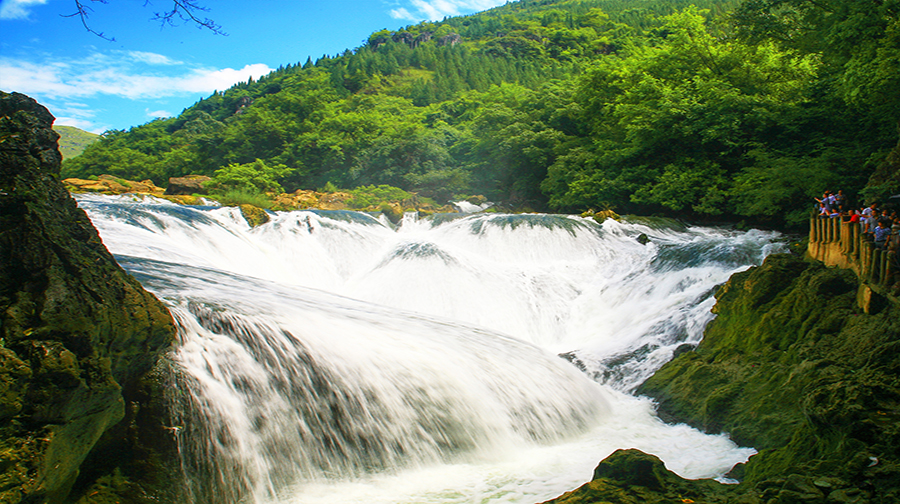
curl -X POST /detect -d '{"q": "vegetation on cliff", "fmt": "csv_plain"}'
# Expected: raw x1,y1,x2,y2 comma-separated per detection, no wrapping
59,0,899,227
0,91,177,503
619,253,900,503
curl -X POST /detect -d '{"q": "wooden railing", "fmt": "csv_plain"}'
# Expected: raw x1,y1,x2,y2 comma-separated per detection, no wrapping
807,217,896,286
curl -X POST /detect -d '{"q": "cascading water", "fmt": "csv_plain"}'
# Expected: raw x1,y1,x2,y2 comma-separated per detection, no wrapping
76,194,785,504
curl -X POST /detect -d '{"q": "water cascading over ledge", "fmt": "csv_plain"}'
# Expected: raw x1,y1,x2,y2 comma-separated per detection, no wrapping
76,194,786,503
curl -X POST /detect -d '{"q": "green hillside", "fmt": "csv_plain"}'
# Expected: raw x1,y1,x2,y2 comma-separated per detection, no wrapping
61,0,900,226
54,125,100,159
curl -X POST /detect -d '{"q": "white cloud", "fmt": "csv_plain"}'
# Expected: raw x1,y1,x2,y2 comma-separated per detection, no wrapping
0,0,48,20
390,7,416,21
0,53,274,100
393,0,506,22
146,108,173,118
48,102,107,133
179,64,273,93
54,116,104,133
128,51,182,66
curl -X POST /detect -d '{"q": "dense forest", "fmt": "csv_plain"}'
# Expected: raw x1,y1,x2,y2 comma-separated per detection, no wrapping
62,0,900,227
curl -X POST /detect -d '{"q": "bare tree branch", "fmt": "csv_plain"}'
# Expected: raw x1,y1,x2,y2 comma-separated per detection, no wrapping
148,0,227,36
62,0,115,41
62,0,226,40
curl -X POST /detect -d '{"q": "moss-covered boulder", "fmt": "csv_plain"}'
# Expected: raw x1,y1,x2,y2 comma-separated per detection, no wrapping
164,174,210,195
543,449,728,504
0,92,177,503
62,176,165,196
638,253,900,500
238,203,270,227
380,201,404,224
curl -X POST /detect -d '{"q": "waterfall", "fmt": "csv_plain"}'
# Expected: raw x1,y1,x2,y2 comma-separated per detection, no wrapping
77,194,783,504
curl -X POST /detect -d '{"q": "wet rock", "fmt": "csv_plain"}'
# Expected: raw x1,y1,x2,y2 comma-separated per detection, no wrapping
381,202,404,224
780,474,825,501
637,252,900,500
581,208,620,224
164,174,211,195
591,449,669,489
827,488,869,503
856,283,886,314
239,204,270,227
543,449,728,503
63,175,164,196
0,91,176,503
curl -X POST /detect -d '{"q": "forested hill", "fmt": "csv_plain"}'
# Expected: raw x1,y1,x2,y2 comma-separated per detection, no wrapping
62,0,900,227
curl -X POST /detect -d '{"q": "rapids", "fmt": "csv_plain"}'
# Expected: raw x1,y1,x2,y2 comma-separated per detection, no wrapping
76,194,785,504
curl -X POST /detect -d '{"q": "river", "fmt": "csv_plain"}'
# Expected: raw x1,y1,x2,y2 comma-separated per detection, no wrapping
76,194,784,504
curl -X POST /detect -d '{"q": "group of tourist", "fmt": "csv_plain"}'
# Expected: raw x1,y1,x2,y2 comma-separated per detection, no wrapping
816,190,900,251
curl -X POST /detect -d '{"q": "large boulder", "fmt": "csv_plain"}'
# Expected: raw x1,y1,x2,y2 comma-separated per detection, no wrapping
547,253,899,503
0,92,176,503
543,449,726,504
638,253,900,499
164,174,211,195
63,175,165,196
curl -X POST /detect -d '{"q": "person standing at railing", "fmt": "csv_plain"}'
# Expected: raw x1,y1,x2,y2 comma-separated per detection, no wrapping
835,190,847,211
815,191,835,213
864,209,881,236
874,220,891,250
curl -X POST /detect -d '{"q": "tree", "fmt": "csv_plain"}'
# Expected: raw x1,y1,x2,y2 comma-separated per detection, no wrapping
66,0,224,40
210,159,288,194
545,6,821,219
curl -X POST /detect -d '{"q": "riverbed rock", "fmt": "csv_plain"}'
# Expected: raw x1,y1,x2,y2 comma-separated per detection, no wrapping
63,175,165,196
0,92,176,503
542,449,728,503
239,203,270,227
637,253,900,500
164,174,211,195
381,202,404,224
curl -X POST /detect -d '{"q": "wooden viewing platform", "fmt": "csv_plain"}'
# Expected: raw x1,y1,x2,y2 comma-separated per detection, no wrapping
807,217,897,292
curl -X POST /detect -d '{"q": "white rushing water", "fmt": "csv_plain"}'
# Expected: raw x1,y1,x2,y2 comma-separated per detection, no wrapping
77,194,785,504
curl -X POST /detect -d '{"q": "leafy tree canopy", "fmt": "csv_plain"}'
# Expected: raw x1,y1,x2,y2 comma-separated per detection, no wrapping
62,0,899,227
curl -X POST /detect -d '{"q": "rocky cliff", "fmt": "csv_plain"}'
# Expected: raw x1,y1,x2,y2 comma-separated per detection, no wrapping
546,253,900,503
0,92,176,503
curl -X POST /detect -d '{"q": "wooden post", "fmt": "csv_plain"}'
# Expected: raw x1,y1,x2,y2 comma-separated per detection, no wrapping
841,222,849,254
861,242,871,280
887,251,896,287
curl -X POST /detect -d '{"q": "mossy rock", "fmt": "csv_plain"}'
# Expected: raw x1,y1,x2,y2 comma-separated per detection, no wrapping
581,208,621,223
239,204,270,227
543,449,728,503
380,202,404,224
638,253,900,498
0,92,177,503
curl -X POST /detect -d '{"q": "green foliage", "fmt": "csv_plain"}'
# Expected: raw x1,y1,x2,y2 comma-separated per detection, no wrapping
320,181,340,192
545,6,833,220
209,188,274,209
638,254,900,500
210,159,288,194
53,125,100,160
346,184,413,208
57,0,898,227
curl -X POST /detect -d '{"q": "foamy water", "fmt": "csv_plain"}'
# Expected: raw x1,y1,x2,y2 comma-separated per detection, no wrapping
78,194,782,503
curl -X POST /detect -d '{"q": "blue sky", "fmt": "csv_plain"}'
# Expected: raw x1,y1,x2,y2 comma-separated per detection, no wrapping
0,0,508,133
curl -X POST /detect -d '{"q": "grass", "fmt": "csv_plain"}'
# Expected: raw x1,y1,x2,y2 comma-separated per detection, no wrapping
208,188,273,209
